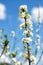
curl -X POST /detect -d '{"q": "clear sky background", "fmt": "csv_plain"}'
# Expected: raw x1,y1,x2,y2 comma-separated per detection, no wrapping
0,0,43,65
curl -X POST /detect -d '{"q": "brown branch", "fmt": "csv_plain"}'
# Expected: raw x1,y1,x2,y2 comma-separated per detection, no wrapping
24,17,31,65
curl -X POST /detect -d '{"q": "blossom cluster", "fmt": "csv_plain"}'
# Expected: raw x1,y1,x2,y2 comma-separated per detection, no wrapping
19,5,33,44
19,5,38,64
19,5,30,18
35,24,41,51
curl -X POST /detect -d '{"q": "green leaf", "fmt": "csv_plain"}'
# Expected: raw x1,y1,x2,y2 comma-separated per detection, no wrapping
4,39,9,46
11,52,16,57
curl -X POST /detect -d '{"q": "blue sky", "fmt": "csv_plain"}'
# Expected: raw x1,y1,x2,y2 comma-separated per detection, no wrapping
0,0,43,64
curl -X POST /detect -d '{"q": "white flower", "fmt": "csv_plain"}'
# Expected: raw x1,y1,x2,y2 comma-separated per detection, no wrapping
26,13,31,18
22,37,32,43
12,58,17,63
29,25,33,30
29,27,33,31
19,5,28,13
19,5,31,18
19,5,28,18
30,55,37,64
36,34,41,39
35,38,40,45
26,21,32,26
10,30,15,37
24,53,28,59
29,32,33,36
37,45,40,51
23,30,29,35
21,53,29,59
20,21,33,30
20,12,26,18
20,23,25,29
23,30,33,37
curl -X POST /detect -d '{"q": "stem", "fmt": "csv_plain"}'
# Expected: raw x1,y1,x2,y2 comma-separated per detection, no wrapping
24,17,31,65
29,59,31,65
24,17,27,30
27,43,31,65
0,45,5,57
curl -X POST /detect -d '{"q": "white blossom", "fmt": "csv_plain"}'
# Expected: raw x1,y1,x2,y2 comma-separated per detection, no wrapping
19,5,28,18
36,34,41,39
12,58,17,63
35,38,40,45
20,23,25,29
29,25,33,31
26,14,31,18
29,27,33,31
20,21,33,30
19,5,28,13
19,5,31,18
29,32,33,36
10,30,15,37
30,55,37,64
23,30,33,37
20,12,26,18
26,21,32,26
37,45,40,51
22,37,32,43
23,30,28,35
